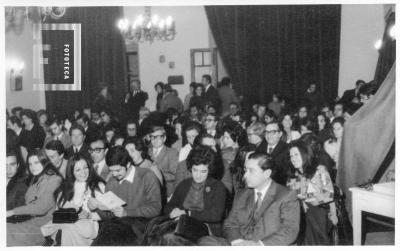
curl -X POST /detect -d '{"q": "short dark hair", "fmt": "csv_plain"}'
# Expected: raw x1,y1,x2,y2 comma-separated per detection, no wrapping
186,145,216,177
69,124,86,136
11,106,23,115
266,121,284,132
8,116,22,127
154,81,164,90
48,117,63,126
105,146,132,168
76,114,90,124
220,77,231,87
202,74,212,84
359,82,377,97
89,137,106,147
247,152,276,176
20,109,38,124
189,82,197,89
355,79,366,87
45,140,65,155
331,117,345,127
124,136,151,161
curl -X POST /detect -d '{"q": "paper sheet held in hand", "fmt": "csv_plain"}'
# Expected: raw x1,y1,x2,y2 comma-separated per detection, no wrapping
96,191,126,210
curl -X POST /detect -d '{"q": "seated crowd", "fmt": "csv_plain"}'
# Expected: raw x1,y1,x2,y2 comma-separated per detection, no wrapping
5,75,377,246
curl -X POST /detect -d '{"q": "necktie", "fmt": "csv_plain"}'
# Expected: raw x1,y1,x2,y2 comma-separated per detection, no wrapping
74,147,78,154
244,192,263,238
268,147,273,154
255,192,262,212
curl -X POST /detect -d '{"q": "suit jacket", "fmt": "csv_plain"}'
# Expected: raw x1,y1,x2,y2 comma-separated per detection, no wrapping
84,123,100,145
256,140,289,186
204,85,221,111
339,88,356,106
223,180,300,245
124,91,148,121
165,177,227,236
218,86,239,116
65,144,91,160
95,162,110,182
43,132,72,150
149,146,179,198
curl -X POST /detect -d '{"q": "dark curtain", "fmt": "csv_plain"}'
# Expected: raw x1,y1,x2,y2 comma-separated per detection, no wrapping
374,11,395,88
205,5,341,106
44,7,127,116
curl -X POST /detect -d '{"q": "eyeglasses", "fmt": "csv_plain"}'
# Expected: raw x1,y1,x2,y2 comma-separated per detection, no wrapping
100,113,107,117
89,147,105,153
265,130,280,135
205,118,215,122
127,127,136,131
150,134,165,140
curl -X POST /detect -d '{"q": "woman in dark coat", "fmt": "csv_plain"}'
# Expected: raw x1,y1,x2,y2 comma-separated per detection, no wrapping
189,84,206,112
7,150,63,246
160,145,227,245
19,109,46,158
6,150,28,210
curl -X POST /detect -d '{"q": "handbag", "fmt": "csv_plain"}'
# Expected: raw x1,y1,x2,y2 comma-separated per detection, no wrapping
52,207,81,224
174,214,209,242
7,215,33,223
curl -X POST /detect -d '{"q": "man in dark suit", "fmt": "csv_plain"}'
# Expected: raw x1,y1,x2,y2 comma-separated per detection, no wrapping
199,152,300,245
76,113,100,145
123,79,148,121
89,137,111,182
43,117,72,150
339,79,365,106
64,124,91,160
256,121,289,186
148,126,179,199
202,74,221,113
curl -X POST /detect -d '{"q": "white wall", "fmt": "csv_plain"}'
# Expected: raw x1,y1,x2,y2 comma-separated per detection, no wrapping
6,22,46,111
338,4,386,96
123,6,212,110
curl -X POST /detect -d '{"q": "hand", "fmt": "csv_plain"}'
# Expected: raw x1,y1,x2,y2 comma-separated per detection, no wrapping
169,208,186,219
112,206,127,218
125,93,130,102
78,209,91,219
7,210,14,217
87,198,99,211
329,211,338,225
232,239,262,246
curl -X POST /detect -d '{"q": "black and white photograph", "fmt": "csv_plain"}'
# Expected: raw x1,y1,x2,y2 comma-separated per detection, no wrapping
1,0,397,247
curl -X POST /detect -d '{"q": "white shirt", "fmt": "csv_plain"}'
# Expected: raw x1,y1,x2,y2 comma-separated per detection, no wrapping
153,146,164,159
95,158,106,176
119,166,135,184
74,144,83,153
205,84,211,93
178,144,192,162
267,143,278,154
54,132,64,141
254,179,272,203
15,127,22,136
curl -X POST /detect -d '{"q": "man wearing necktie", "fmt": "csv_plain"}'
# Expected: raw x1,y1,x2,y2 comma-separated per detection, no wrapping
123,79,148,122
199,152,300,246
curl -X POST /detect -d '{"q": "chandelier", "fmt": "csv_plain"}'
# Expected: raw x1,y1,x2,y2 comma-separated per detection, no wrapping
118,6,176,43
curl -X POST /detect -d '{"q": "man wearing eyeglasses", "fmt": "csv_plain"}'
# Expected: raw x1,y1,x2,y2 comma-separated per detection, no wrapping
203,113,218,138
257,121,289,186
148,126,178,200
89,138,110,182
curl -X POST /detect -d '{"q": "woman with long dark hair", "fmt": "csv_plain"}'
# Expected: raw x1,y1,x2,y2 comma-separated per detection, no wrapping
7,150,62,246
41,154,106,246
287,140,337,245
